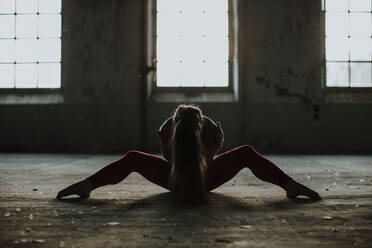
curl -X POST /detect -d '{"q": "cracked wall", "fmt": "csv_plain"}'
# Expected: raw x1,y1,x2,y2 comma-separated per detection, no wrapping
0,0,371,153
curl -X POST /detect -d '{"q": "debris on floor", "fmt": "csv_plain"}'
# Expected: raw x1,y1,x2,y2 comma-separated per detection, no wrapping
323,216,333,220
105,222,120,226
240,225,253,229
1,154,372,248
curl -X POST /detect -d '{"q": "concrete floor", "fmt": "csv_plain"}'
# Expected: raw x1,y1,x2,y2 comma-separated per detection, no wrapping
0,154,371,248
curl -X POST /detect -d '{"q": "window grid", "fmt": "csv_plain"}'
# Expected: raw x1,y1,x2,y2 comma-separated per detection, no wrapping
325,0,372,87
156,0,229,87
0,0,61,89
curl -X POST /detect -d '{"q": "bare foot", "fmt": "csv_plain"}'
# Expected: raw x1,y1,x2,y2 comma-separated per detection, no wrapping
285,179,321,200
57,179,93,199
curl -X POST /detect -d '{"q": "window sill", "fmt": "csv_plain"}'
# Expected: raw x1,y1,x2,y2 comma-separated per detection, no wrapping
151,90,238,102
0,89,64,104
324,87,372,92
323,87,372,103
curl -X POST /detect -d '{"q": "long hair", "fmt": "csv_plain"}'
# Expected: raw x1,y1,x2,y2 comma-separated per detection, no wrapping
169,104,208,203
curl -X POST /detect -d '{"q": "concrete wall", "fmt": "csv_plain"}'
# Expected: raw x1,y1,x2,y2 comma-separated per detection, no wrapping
0,0,371,154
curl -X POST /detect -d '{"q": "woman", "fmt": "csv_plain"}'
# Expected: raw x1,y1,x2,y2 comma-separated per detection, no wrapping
57,104,321,202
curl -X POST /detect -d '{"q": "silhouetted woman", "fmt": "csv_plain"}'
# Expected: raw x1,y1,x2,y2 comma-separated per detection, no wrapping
57,104,321,202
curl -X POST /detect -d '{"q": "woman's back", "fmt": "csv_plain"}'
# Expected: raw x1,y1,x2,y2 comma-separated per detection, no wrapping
158,115,224,165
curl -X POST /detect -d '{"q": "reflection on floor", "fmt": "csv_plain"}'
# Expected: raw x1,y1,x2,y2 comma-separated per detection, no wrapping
0,154,371,247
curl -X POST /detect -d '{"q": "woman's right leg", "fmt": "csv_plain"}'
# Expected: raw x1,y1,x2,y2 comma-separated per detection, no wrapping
57,150,171,198
207,145,292,191
206,145,320,199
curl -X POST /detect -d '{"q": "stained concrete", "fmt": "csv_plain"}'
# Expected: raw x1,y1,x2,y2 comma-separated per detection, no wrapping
1,153,371,247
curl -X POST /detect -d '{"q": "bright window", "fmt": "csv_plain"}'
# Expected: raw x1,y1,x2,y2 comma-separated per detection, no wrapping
0,0,61,89
156,0,229,87
325,0,372,87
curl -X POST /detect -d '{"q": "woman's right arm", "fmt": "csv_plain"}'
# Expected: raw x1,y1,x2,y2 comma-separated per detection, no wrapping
202,116,224,158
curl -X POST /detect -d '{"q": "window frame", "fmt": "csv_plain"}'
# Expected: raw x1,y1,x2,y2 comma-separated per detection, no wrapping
0,0,63,104
145,0,239,102
321,0,372,91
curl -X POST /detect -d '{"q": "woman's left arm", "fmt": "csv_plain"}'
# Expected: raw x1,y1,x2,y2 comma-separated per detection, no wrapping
158,117,173,161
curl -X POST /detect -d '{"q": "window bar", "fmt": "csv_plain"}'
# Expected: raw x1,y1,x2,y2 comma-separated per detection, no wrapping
13,0,17,88
36,0,40,88
347,0,351,87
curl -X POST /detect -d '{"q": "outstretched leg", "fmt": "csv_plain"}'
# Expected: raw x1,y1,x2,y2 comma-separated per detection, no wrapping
57,151,171,198
207,145,320,200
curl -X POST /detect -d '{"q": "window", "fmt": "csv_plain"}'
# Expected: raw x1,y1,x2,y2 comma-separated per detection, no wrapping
156,0,229,87
146,0,238,101
0,0,61,89
325,0,372,87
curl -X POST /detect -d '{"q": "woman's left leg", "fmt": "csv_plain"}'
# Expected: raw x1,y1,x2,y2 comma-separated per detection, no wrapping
57,150,171,198
87,150,171,190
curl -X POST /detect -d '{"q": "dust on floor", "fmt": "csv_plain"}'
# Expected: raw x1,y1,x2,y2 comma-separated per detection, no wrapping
0,154,371,248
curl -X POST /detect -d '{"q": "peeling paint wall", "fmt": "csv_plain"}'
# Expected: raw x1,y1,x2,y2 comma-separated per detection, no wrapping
0,0,371,154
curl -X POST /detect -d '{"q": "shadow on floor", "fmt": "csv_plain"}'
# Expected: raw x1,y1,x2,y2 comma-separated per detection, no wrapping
53,191,319,213
45,193,324,246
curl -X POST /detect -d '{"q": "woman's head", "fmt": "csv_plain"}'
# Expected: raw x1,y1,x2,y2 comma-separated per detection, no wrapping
173,105,203,130
169,104,207,203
